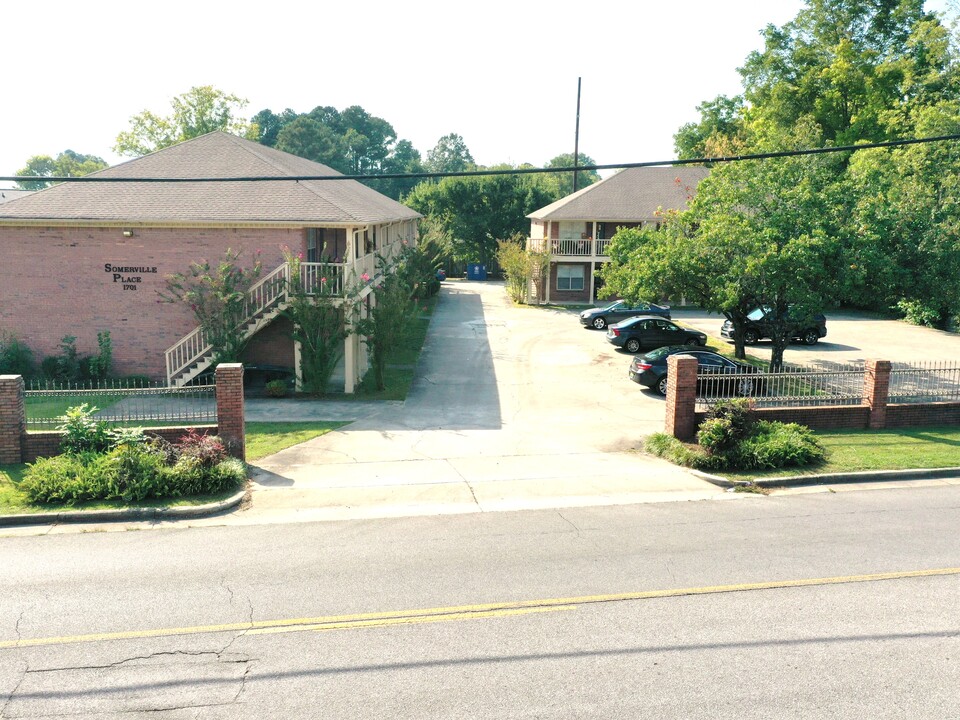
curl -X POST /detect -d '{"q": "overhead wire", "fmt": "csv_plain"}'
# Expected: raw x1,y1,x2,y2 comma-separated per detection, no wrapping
3,133,960,184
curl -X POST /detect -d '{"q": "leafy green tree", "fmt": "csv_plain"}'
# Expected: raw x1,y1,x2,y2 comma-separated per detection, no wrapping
15,150,108,190
425,134,475,173
160,249,263,364
846,101,960,326
275,116,347,169
115,86,256,157
405,169,554,263
251,108,298,148
497,236,532,303
281,251,349,395
539,153,601,197
354,252,422,392
674,96,747,160
263,104,423,199
367,139,426,201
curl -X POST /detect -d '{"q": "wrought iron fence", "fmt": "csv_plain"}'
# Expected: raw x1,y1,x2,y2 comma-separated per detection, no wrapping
696,363,866,410
889,361,960,403
24,378,217,429
696,360,960,411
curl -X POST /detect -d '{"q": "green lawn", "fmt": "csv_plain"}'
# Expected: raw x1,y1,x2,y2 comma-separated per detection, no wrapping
720,426,960,482
0,421,346,515
245,421,346,461
25,395,127,421
349,294,438,401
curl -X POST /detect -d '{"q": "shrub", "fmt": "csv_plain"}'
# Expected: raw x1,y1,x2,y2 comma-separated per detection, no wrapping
102,442,170,501
896,299,946,328
647,400,825,473
0,330,35,376
176,430,227,467
731,421,826,470
264,379,289,398
58,404,113,454
697,399,755,454
21,454,98,504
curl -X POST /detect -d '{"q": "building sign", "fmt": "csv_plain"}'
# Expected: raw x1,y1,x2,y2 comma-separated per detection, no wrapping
104,264,158,291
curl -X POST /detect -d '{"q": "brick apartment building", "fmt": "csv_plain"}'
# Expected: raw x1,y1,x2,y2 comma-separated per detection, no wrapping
0,132,420,392
526,166,709,303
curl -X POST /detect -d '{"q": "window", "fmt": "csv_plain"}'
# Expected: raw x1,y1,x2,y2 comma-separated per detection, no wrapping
306,228,322,262
557,265,584,291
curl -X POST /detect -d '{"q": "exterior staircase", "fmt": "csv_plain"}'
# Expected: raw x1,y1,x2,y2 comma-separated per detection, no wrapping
164,260,345,387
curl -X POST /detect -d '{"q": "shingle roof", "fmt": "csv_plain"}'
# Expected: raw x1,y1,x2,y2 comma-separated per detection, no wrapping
0,132,421,225
0,189,34,204
527,166,709,221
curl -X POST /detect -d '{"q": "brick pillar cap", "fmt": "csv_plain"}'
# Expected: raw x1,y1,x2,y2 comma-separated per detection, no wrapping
215,363,244,370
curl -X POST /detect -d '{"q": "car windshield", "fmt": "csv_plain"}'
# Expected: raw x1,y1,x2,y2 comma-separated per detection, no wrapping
644,347,674,360
604,301,625,311
747,308,767,321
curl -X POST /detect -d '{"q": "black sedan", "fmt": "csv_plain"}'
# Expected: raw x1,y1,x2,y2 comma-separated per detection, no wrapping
629,346,764,396
606,316,706,354
580,300,671,329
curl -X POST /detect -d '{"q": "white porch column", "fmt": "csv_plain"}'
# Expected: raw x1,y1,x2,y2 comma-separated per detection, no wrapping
293,339,303,391
588,262,596,303
344,332,357,394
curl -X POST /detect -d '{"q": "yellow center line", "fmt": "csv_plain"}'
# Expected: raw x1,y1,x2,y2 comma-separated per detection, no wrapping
3,567,957,650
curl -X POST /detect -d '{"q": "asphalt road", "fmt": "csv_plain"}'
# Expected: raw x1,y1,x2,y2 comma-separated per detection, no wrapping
2,485,958,718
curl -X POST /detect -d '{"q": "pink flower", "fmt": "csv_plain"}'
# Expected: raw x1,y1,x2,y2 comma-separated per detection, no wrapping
361,273,370,282
297,252,304,260
320,277,327,284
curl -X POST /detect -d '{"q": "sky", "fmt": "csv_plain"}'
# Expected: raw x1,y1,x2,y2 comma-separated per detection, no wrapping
0,0,953,183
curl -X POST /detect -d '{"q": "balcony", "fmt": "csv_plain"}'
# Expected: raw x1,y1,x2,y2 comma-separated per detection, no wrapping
528,237,612,258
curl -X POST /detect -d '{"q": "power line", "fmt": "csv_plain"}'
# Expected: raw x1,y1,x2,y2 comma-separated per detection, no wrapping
4,133,960,184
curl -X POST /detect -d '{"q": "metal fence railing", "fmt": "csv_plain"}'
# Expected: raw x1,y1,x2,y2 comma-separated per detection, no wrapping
696,362,866,411
24,378,217,429
696,360,960,411
889,361,960,403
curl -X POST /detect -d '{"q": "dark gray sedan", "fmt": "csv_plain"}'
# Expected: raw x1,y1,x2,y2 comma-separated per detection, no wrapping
580,300,671,330
606,316,707,354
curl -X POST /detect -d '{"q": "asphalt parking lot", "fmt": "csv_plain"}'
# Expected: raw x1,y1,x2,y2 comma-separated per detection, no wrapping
670,307,960,366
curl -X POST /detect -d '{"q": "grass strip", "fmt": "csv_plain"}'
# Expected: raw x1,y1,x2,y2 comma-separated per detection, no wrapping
720,426,960,482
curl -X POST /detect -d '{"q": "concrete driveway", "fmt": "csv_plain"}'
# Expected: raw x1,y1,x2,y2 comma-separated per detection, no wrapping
246,280,717,523
671,307,960,366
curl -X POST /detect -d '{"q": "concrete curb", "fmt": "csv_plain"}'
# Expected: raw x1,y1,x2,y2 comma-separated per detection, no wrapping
692,467,960,489
0,488,247,528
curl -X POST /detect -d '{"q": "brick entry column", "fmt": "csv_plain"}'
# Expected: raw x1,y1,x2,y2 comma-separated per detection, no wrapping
215,363,245,461
665,355,699,440
865,359,891,430
0,375,25,464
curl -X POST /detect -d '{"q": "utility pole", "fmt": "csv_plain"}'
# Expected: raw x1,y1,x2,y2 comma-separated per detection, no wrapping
573,77,582,192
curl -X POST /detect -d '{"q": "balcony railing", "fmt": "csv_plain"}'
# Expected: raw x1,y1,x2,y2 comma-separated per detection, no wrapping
527,237,612,257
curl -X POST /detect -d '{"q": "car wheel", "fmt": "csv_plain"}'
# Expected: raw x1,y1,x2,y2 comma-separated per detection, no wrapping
625,338,641,353
736,378,755,396
744,330,759,345
657,376,669,396
592,317,607,330
684,337,700,347
802,329,819,345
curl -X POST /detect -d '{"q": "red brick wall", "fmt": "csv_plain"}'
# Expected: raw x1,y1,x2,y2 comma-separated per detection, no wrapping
22,426,218,463
549,262,591,303
240,316,295,369
694,406,871,430
886,402,960,427
0,225,304,379
0,376,25,464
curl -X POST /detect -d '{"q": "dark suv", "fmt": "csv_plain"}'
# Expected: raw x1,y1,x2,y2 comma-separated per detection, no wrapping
721,307,827,346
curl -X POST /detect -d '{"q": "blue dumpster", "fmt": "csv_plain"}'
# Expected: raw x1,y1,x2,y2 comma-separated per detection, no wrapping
467,263,487,280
